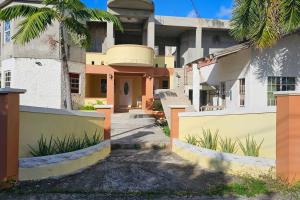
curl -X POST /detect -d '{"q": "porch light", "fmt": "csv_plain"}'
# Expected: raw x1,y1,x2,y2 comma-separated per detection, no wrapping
109,74,113,79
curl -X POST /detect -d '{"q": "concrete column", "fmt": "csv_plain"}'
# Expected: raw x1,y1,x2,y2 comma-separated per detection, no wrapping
106,22,115,50
142,76,154,112
147,15,155,49
106,73,114,107
192,63,200,112
275,92,300,184
95,105,113,140
0,88,25,184
195,27,203,59
169,105,187,149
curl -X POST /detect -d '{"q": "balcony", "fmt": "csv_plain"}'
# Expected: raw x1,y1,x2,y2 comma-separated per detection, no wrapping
107,0,154,11
154,56,175,68
106,45,154,67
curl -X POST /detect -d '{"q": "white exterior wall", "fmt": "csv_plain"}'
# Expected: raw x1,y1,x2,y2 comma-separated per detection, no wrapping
199,34,300,112
1,58,63,108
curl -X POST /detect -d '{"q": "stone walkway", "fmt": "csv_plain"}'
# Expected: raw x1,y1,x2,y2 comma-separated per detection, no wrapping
111,110,170,149
0,149,283,200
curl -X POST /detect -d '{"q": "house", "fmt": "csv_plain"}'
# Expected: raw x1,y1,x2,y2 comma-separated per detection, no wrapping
189,32,300,112
0,0,237,112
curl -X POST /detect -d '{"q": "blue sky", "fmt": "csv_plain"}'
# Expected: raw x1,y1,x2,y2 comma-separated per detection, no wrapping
82,0,234,20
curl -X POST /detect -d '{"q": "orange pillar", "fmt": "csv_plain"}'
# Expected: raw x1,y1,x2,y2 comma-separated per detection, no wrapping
276,92,300,184
95,105,113,140
169,105,187,149
106,73,115,107
0,89,25,183
142,76,154,112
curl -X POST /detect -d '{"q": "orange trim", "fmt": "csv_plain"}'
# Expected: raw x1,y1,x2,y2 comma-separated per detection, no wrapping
95,107,113,140
170,107,186,149
276,95,300,184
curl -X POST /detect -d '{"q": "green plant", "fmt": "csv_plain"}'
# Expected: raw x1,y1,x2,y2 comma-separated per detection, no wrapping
80,105,95,111
238,135,264,157
219,137,238,154
185,135,198,146
152,100,163,111
198,129,219,150
162,126,170,137
28,135,56,157
95,100,104,105
28,131,103,157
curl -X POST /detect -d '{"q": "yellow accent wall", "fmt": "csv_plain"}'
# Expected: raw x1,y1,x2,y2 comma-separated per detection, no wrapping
19,146,110,181
154,56,175,68
178,112,276,159
19,111,104,157
173,144,275,177
86,53,107,65
85,74,107,98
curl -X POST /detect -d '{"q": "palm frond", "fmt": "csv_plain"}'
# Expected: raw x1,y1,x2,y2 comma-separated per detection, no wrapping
64,17,90,47
12,8,56,45
0,4,40,20
87,9,123,31
281,0,300,33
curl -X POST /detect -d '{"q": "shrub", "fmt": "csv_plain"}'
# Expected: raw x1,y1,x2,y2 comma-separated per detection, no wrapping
219,137,238,153
185,135,198,146
153,99,163,111
80,105,95,111
198,129,219,150
238,135,264,157
96,100,104,105
28,131,103,157
162,126,170,137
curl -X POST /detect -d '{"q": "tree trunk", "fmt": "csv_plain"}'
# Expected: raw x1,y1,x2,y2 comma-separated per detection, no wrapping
60,23,72,110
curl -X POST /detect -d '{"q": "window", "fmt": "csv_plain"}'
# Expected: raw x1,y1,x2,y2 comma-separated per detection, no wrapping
100,79,107,94
69,73,80,94
162,80,169,89
4,21,11,43
220,82,226,100
239,78,245,107
267,76,296,106
4,71,11,88
0,72,2,88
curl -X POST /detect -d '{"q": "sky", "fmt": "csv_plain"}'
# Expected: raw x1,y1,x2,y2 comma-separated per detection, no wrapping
82,0,234,20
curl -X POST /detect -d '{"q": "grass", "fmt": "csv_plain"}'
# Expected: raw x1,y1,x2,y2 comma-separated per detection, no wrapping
28,131,103,157
80,105,95,111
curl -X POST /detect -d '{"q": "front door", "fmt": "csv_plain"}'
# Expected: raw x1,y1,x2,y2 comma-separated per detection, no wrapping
119,79,132,108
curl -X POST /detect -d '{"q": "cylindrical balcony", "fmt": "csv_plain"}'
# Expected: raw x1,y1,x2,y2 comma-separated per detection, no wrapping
107,45,154,67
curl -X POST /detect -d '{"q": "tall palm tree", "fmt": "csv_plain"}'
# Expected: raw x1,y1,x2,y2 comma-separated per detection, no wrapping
0,0,122,110
230,0,300,48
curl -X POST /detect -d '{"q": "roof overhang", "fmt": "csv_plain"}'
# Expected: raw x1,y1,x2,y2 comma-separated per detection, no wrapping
107,0,154,11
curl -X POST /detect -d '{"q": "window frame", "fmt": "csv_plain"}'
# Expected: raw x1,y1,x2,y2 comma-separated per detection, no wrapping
162,80,169,89
4,20,11,43
267,76,296,106
4,70,11,88
239,78,246,107
69,73,80,94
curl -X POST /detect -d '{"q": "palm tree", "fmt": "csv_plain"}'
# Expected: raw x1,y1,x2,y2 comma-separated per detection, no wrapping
0,0,122,110
230,0,300,48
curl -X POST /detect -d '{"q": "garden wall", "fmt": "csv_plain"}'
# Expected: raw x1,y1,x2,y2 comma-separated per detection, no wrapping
178,109,276,159
19,106,105,157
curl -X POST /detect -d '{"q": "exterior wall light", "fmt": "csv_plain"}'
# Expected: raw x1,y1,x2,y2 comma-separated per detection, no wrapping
109,74,113,79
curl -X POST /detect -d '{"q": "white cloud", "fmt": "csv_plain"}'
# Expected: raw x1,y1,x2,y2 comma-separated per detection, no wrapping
187,9,198,18
216,6,232,18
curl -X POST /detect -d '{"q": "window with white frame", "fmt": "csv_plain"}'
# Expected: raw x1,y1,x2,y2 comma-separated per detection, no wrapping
69,73,80,94
4,21,11,43
267,76,296,106
4,71,11,88
239,78,245,107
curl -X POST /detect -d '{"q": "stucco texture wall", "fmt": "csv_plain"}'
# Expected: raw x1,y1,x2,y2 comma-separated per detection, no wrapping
178,112,276,159
19,108,105,158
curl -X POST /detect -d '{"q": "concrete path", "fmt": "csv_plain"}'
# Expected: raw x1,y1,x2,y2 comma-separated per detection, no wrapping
111,110,170,149
0,150,283,200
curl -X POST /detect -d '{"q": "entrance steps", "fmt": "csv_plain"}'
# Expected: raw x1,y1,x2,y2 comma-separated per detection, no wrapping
111,110,170,150
155,89,195,126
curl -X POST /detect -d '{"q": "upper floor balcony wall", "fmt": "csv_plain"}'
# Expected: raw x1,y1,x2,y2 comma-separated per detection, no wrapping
86,44,175,68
